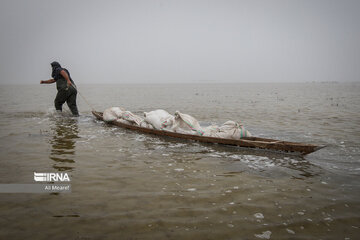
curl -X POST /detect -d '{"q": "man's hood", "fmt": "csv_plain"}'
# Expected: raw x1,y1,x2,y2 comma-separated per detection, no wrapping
51,61,62,78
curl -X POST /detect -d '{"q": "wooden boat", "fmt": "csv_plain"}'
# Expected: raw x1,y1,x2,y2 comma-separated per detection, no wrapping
92,111,324,155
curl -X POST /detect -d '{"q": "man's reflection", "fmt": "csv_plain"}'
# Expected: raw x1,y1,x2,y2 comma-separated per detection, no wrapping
49,117,79,171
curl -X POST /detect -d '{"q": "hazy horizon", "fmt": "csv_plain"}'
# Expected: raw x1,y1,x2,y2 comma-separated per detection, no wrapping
2,81,358,86
0,0,359,84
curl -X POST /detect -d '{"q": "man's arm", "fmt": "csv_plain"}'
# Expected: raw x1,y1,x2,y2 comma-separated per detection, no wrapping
60,70,72,87
40,79,56,84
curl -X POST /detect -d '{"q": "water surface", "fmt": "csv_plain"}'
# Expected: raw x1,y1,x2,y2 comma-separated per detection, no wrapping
0,83,359,239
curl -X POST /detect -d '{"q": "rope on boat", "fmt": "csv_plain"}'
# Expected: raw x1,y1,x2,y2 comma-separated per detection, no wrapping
71,84,96,111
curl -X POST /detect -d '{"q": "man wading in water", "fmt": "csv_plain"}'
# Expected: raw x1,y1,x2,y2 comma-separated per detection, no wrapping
40,61,79,116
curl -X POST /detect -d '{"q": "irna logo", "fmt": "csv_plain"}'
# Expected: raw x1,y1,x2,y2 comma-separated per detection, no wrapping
34,172,71,182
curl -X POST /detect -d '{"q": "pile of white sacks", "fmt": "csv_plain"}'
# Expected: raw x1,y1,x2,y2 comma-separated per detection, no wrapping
103,107,251,139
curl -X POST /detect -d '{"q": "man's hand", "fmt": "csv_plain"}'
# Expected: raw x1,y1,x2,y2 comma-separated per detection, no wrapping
40,79,56,84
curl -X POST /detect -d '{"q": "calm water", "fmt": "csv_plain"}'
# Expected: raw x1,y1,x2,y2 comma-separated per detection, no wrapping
0,83,359,239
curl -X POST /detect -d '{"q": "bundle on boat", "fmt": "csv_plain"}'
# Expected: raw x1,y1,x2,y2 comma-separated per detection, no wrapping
96,108,324,155
103,107,251,140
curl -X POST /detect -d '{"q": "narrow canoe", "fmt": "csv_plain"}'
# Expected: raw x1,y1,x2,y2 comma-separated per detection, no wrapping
92,111,324,155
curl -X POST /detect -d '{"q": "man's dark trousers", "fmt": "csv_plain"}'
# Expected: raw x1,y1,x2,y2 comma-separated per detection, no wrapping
54,86,79,116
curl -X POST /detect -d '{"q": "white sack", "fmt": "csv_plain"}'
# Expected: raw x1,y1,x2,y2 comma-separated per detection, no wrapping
160,116,175,130
103,107,124,122
120,111,144,126
144,109,174,129
203,125,220,137
171,111,204,135
140,121,154,129
116,118,134,125
217,121,251,139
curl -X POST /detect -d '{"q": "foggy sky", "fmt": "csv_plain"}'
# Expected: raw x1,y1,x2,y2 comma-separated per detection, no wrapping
0,0,359,84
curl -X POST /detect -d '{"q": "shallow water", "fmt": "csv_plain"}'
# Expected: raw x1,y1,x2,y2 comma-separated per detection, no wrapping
0,82,359,239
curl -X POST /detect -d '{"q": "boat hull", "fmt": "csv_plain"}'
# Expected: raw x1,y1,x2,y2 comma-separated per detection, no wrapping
92,111,324,155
